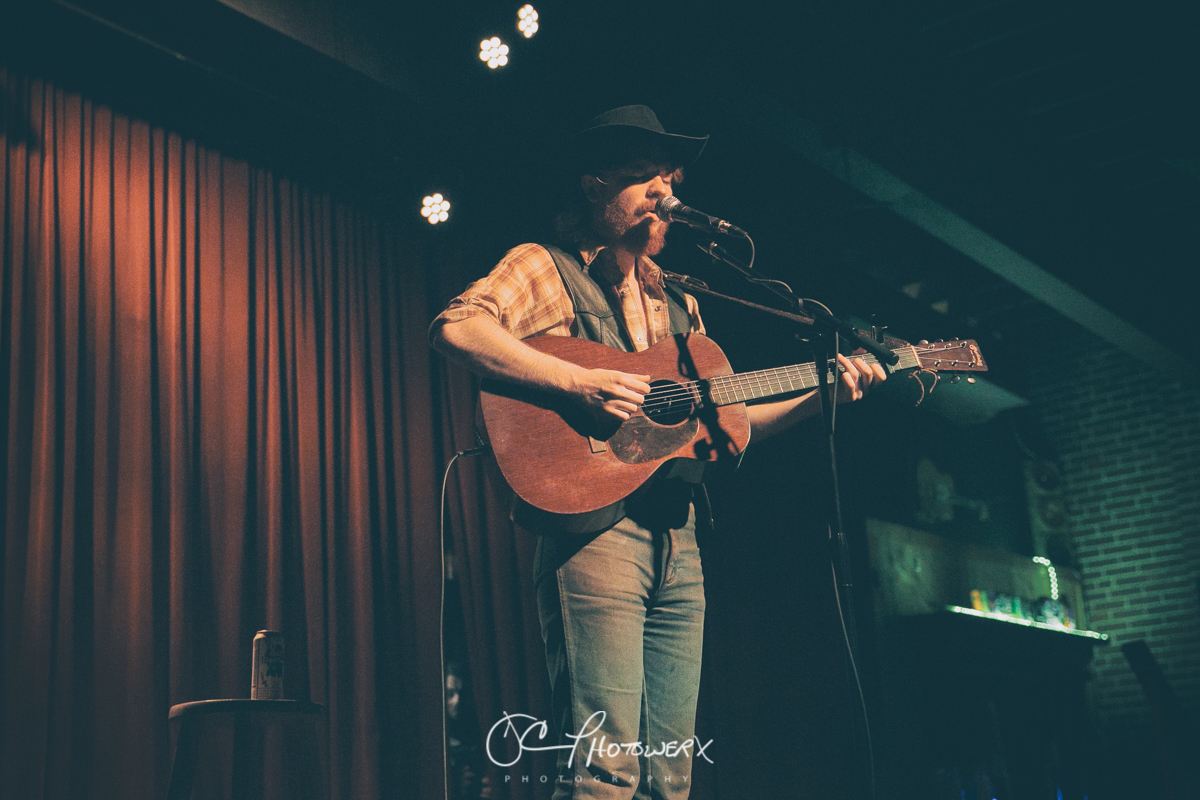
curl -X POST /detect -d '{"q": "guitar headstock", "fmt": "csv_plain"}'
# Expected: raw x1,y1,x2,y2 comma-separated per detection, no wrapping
911,339,988,373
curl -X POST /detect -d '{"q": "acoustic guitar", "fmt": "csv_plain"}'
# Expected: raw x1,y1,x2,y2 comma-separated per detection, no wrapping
478,332,986,519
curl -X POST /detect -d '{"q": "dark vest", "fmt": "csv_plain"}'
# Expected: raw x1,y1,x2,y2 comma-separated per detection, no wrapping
542,245,693,347
511,245,704,536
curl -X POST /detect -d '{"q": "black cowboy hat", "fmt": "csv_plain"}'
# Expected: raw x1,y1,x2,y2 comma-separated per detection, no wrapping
572,105,708,171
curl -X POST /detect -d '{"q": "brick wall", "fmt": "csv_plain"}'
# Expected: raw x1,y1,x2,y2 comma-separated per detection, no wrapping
1020,318,1200,729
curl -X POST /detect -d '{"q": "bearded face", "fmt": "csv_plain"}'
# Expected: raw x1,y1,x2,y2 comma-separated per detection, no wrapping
589,161,677,257
599,193,670,256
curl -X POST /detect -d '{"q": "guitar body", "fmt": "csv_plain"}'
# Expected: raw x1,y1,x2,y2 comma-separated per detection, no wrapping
478,333,750,516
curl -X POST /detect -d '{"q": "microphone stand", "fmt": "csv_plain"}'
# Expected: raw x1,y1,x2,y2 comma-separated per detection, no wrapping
665,237,893,800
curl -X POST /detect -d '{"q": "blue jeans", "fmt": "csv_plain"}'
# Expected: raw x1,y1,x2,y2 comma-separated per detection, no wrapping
533,507,705,800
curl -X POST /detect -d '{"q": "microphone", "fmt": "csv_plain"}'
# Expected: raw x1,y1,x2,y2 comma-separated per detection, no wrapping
656,196,747,238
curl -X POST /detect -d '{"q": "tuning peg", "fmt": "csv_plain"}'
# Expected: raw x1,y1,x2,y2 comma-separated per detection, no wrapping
918,340,928,346
967,377,976,384
950,375,961,384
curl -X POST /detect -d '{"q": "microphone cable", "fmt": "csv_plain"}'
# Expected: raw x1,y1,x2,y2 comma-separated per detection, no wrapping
438,442,490,800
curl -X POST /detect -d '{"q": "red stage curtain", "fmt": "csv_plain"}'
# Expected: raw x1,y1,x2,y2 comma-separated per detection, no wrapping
0,64,466,799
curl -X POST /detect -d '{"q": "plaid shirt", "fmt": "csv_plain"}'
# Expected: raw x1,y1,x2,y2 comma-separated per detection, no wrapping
431,243,703,350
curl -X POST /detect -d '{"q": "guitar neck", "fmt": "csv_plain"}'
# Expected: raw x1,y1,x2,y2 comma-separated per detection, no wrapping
705,346,921,407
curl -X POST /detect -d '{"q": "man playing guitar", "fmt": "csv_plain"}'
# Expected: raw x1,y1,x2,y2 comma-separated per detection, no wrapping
430,105,885,799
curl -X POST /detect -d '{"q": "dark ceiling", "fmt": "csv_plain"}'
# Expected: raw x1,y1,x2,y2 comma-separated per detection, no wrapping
489,0,1198,376
9,0,1200,383
779,1,1200,360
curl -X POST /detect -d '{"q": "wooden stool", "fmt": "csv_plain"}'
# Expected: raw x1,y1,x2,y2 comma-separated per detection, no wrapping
167,699,325,800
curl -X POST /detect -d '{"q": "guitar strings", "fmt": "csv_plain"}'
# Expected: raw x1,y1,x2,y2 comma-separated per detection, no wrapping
640,354,886,411
641,354,891,410
640,353,886,410
638,344,971,413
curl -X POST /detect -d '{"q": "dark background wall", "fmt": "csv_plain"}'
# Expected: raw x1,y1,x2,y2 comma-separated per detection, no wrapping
1021,316,1200,794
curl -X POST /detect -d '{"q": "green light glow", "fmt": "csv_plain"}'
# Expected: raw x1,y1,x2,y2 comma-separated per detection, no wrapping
945,605,1107,640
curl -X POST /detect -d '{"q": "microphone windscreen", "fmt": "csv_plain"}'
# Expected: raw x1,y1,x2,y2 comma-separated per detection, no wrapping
656,195,683,221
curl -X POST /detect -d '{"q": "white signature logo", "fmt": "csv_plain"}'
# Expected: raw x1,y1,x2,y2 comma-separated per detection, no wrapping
484,711,714,769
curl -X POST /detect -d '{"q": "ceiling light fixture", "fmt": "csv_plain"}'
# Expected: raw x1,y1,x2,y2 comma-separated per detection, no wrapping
421,194,451,225
479,37,509,69
518,5,539,38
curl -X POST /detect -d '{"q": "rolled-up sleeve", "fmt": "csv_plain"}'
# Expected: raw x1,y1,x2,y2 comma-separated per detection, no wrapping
429,243,576,343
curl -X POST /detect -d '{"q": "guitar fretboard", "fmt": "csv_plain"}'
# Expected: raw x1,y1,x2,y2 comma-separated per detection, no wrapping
704,346,920,407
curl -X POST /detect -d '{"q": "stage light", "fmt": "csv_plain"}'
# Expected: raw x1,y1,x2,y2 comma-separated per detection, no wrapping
479,37,509,69
421,194,451,225
518,5,539,38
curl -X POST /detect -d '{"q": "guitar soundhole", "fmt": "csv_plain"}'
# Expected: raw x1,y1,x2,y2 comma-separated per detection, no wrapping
609,380,701,465
643,380,696,426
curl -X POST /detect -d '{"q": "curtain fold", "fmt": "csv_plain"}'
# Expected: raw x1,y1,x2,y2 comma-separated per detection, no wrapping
1,65,449,799
439,360,556,799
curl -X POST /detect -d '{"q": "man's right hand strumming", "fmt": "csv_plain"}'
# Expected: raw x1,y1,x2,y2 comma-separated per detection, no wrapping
569,367,651,423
